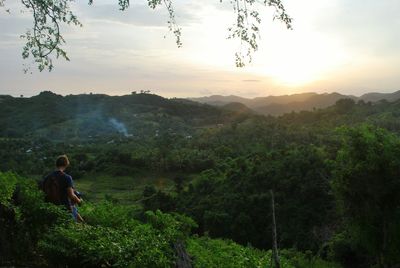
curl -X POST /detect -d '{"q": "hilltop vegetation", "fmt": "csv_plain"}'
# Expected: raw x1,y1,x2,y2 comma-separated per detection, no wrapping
1,92,400,267
0,91,249,140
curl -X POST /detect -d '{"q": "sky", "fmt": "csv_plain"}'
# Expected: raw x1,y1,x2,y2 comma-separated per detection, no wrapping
0,0,399,98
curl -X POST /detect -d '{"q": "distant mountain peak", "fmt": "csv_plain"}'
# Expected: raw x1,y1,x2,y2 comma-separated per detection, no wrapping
190,90,400,116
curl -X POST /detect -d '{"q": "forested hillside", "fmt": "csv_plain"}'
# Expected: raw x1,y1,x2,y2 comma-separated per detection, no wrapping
0,91,249,140
1,92,400,267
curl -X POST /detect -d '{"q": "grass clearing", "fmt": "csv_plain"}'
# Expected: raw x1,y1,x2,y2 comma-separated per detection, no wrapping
75,172,176,205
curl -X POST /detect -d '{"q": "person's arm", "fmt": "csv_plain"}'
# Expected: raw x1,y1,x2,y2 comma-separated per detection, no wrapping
67,187,82,204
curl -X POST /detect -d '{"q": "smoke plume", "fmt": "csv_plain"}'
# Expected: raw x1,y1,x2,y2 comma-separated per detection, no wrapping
109,118,132,137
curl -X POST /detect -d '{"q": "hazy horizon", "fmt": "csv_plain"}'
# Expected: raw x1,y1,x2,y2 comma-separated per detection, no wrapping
1,0,400,98
3,89,400,100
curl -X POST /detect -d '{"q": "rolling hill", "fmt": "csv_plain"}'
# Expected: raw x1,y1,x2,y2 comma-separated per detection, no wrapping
0,91,251,140
190,90,400,115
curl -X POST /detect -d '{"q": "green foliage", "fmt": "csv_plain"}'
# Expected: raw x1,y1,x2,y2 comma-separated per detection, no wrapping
0,170,202,267
38,208,197,267
170,145,334,250
0,92,241,141
79,201,141,228
145,210,198,241
4,94,400,267
0,171,341,267
0,172,193,267
326,231,369,268
20,0,82,72
0,171,18,205
187,237,339,268
332,124,400,267
279,249,341,268
187,237,270,268
39,223,175,267
0,171,69,264
334,99,356,114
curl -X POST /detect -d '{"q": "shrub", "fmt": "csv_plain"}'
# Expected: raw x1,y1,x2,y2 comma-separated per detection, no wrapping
39,223,175,267
0,171,68,265
0,171,341,268
39,208,197,267
187,237,340,268
79,201,142,229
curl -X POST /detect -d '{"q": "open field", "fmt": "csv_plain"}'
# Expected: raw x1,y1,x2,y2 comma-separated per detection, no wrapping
75,172,176,204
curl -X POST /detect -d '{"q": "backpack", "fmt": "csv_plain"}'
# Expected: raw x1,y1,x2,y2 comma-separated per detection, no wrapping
41,174,62,205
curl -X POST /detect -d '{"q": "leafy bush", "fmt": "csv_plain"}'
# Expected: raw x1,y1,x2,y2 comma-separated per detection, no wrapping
79,201,142,229
39,205,197,267
0,171,18,205
280,249,340,268
145,210,198,241
39,223,175,267
325,230,373,268
187,237,339,268
0,171,341,267
0,171,68,265
187,237,271,268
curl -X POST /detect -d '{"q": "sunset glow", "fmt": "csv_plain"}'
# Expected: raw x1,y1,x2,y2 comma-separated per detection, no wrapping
0,0,399,97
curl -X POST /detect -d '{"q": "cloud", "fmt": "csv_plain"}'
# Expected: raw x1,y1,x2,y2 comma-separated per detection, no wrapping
1,0,400,98
242,79,261,83
199,89,213,95
75,2,200,28
315,0,400,56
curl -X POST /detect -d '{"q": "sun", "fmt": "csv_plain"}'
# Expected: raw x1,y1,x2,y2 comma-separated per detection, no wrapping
265,63,322,87
249,38,350,88
245,18,351,88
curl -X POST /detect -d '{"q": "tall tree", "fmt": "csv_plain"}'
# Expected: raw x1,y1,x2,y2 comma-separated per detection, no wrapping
333,125,400,267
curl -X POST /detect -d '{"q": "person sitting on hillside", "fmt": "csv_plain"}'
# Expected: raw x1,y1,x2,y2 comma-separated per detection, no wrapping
42,155,84,222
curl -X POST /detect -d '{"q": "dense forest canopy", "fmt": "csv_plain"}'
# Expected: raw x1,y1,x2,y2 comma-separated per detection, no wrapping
1,91,400,267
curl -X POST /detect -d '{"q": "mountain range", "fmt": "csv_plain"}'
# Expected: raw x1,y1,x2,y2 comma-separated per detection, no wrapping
190,90,400,115
2,90,400,140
